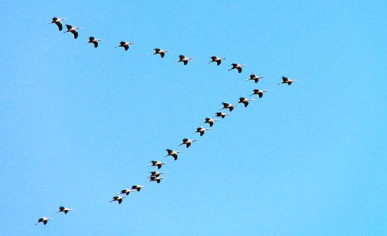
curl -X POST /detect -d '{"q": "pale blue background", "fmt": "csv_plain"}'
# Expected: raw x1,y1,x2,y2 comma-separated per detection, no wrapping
0,1,386,235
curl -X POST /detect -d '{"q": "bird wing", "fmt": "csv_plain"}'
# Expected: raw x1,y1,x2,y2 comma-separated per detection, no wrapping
66,24,72,30
124,45,129,51
56,22,63,31
154,48,160,53
216,60,221,65
179,55,185,60
160,52,165,58
118,199,122,204
259,93,263,98
282,76,289,82
237,67,242,73
89,36,95,41
184,60,188,65
72,31,78,39
93,41,98,48
182,138,188,143
186,142,191,148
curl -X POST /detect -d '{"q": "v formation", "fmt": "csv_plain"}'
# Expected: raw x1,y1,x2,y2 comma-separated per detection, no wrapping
35,16,300,226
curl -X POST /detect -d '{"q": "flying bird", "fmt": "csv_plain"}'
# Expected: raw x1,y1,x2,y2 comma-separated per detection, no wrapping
35,217,52,225
250,89,268,98
228,63,246,73
149,175,165,184
117,189,136,196
56,206,73,214
116,41,134,51
148,160,166,169
152,48,169,58
131,185,146,192
238,97,254,107
175,55,194,65
193,127,210,136
202,117,218,127
150,171,164,177
246,74,264,83
178,138,197,148
165,149,181,161
86,36,102,48
214,111,229,119
64,24,81,39
110,195,126,204
208,56,225,65
49,17,67,31
220,102,236,112
278,76,298,85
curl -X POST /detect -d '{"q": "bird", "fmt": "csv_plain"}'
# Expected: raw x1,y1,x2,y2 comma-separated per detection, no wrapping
149,175,165,184
238,97,254,107
175,55,194,65
131,185,146,192
116,41,134,51
165,149,181,161
148,160,166,169
250,89,268,98
208,56,225,65
202,117,218,127
110,195,126,204
49,17,67,31
152,48,169,58
193,127,210,136
246,74,264,83
228,63,246,73
178,138,197,148
214,111,229,119
150,171,164,177
220,102,236,112
117,189,136,196
86,36,102,48
64,24,81,39
56,206,73,214
278,76,298,85
35,217,52,225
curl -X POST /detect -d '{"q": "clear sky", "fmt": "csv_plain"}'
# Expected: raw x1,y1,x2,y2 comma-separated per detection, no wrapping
1,1,386,235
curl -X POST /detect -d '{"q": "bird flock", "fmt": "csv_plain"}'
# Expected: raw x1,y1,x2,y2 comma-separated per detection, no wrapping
37,16,299,226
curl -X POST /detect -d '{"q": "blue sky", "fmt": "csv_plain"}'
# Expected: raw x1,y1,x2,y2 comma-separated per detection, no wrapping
1,1,386,235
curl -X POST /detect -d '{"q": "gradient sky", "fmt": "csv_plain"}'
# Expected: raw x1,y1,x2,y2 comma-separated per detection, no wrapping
1,1,386,235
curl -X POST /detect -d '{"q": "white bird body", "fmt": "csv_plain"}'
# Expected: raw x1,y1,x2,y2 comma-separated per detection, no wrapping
246,74,264,83
110,195,126,204
208,56,225,65
116,41,134,51
86,36,102,48
149,176,165,184
178,138,197,148
49,17,67,31
165,149,181,160
148,160,166,169
56,206,73,214
152,48,169,58
203,117,218,127
214,111,229,119
238,97,254,107
250,89,268,98
220,102,236,112
193,127,210,136
279,76,298,85
64,24,81,39
150,171,164,177
175,54,194,65
228,63,246,73
131,185,146,192
118,189,136,195
35,217,52,225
